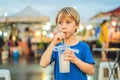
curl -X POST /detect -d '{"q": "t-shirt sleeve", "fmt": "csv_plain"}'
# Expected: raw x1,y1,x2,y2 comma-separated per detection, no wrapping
50,51,56,64
83,43,95,64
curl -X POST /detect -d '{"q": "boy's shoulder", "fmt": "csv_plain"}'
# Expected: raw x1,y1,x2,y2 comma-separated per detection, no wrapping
78,40,88,45
77,41,90,48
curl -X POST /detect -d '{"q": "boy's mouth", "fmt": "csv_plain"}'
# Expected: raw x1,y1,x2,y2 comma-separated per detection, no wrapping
63,32,67,35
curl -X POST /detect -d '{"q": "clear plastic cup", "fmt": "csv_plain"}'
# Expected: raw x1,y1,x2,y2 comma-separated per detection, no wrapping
57,45,70,73
53,44,79,73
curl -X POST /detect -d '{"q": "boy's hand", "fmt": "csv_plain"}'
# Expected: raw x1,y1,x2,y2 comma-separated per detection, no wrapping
63,50,77,63
51,32,65,45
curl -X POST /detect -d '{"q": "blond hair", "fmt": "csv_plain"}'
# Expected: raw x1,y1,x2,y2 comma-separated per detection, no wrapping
55,7,80,26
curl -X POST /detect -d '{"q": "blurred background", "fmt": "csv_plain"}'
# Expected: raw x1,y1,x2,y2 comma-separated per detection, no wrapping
0,0,120,80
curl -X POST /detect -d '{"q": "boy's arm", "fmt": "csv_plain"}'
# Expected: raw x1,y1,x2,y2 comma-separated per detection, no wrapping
74,58,94,75
39,43,55,68
40,32,65,68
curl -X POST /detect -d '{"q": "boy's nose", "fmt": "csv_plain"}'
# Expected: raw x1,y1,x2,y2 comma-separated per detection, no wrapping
61,23,67,28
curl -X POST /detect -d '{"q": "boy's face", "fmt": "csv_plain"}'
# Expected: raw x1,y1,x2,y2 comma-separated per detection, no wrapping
57,14,78,38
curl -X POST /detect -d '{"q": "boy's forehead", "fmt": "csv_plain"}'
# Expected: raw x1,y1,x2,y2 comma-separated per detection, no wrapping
58,13,72,21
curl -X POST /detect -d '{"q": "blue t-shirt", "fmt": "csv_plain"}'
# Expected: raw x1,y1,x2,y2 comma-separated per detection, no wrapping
50,41,95,80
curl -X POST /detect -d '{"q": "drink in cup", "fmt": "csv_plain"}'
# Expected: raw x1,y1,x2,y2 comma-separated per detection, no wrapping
53,44,79,73
58,45,70,73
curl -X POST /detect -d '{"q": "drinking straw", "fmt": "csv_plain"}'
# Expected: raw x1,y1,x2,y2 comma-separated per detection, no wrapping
62,39,64,44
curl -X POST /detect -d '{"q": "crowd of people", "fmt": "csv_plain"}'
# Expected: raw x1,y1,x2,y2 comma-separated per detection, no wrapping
0,26,40,61
95,19,120,61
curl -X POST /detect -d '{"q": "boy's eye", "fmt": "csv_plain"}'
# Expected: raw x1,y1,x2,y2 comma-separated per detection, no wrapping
58,21,63,25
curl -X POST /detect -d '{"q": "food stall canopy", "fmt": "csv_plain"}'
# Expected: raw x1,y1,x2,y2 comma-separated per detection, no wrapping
90,6,120,20
90,12,109,20
0,6,49,23
106,6,120,17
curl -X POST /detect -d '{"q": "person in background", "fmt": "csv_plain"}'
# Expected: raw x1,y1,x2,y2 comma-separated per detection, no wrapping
40,7,95,80
22,27,33,56
99,20,109,61
0,36,4,55
109,20,120,43
108,20,120,59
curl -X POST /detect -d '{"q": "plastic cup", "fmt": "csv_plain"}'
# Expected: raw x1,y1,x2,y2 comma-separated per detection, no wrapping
57,45,70,73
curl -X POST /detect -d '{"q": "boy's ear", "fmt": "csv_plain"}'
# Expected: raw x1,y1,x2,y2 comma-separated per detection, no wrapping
75,25,79,32
76,24,79,29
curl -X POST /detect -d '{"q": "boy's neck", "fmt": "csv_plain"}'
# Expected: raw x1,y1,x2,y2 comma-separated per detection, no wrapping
64,36,79,46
